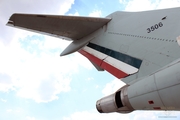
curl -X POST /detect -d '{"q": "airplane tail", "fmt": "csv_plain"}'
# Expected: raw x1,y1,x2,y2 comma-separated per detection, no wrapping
78,7,180,82
7,8,180,83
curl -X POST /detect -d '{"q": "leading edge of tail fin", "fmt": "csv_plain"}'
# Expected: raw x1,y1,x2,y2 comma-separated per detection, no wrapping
79,42,142,79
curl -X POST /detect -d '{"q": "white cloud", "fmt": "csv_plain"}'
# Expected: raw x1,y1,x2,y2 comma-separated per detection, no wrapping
0,0,75,46
42,36,71,50
119,0,127,4
0,32,93,103
58,0,75,15
6,108,22,113
26,116,36,120
73,11,80,16
124,0,157,11
0,0,94,103
156,0,180,9
1,98,7,103
87,77,94,81
6,109,13,113
132,111,157,120
124,0,180,12
73,52,93,70
0,73,14,92
68,11,80,16
89,10,102,17
62,110,180,120
62,110,130,120
102,79,126,96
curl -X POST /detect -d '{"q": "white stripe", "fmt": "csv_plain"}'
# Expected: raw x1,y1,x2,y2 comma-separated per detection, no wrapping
104,56,138,74
83,46,138,74
83,46,107,60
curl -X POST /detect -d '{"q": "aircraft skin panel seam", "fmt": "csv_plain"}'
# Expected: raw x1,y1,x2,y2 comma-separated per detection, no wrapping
79,50,128,79
87,42,142,69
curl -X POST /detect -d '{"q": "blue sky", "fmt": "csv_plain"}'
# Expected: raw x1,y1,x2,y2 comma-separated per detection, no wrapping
1,0,180,120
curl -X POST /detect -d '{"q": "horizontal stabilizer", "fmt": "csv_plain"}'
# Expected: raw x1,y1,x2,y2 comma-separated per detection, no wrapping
7,14,111,40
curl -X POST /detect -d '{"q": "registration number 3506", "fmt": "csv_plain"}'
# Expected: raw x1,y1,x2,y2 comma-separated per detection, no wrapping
147,22,163,33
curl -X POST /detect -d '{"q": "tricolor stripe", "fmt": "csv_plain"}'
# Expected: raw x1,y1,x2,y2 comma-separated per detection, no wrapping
79,49,128,78
87,43,142,69
79,42,142,79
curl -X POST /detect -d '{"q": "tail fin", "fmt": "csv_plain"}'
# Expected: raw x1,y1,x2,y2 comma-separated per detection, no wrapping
80,7,180,83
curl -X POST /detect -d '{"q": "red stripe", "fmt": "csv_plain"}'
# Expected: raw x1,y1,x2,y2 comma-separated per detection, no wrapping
79,50,102,66
153,107,161,110
101,61,128,78
79,50,128,79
